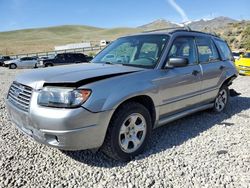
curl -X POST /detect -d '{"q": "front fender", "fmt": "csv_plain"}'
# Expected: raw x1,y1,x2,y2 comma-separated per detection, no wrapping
81,71,160,112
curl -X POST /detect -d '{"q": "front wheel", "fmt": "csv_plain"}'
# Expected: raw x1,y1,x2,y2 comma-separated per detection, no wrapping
101,102,152,161
9,63,17,69
213,85,229,113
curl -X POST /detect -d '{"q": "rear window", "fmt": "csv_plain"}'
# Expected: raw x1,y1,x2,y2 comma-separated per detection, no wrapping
215,39,233,61
196,37,220,63
3,56,10,60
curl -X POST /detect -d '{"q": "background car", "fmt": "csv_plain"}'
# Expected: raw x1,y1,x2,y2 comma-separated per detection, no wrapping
4,56,38,69
235,51,250,75
0,56,12,66
39,52,93,67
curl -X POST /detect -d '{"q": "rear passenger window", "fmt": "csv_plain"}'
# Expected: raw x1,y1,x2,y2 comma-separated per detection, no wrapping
196,37,220,63
168,37,197,65
214,40,233,61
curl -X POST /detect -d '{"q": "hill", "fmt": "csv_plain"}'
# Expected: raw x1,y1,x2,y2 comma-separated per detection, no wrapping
0,17,249,55
0,25,141,55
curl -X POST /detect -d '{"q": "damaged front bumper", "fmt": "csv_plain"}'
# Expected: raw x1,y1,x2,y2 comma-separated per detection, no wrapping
5,96,114,150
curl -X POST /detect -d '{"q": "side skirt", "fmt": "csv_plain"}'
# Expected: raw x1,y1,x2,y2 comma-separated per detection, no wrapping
157,103,214,127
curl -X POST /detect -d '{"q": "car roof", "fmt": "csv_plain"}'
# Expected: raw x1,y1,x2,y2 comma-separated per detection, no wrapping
123,27,224,41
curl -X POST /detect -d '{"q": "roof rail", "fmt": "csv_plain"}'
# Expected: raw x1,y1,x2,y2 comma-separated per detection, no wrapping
143,25,192,33
141,25,221,38
185,30,220,38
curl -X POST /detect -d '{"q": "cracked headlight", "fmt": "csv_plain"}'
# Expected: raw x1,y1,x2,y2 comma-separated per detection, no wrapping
37,87,91,108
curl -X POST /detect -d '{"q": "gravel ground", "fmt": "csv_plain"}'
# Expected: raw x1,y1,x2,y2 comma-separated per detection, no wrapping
0,67,249,188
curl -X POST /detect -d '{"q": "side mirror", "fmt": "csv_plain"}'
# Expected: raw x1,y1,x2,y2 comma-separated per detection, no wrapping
166,57,188,68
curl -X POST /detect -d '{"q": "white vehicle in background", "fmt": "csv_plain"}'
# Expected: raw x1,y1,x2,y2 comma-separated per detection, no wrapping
100,40,111,47
4,57,38,69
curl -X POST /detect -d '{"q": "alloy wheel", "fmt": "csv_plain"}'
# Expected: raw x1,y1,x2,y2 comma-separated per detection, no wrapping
215,89,228,112
118,113,147,153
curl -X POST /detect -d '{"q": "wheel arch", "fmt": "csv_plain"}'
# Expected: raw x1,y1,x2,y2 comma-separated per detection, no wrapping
221,74,237,88
109,95,156,128
45,61,53,67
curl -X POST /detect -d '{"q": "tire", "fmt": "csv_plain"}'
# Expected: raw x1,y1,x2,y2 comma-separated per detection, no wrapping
212,85,229,113
9,63,17,69
45,63,53,67
101,102,152,161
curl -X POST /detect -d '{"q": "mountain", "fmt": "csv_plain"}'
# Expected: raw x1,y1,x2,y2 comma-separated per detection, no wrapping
138,19,179,30
187,16,238,31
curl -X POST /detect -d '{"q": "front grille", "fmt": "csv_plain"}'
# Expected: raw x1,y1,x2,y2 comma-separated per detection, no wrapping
8,82,33,112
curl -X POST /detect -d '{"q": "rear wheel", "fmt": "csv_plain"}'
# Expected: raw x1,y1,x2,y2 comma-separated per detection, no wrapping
9,63,17,69
101,102,152,161
213,85,229,112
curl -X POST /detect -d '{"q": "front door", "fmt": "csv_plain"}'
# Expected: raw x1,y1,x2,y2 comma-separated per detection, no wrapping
158,36,202,117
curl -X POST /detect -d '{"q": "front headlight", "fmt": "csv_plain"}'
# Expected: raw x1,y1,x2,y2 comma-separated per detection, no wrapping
37,87,91,108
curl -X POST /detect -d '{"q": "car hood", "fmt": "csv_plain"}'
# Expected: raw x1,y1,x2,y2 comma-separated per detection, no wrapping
16,63,144,89
4,59,18,64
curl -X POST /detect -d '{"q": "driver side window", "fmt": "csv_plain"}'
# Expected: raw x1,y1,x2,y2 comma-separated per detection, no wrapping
102,42,136,63
169,37,197,65
139,43,158,60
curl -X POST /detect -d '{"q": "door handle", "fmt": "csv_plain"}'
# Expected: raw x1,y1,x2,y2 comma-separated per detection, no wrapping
219,65,225,70
192,70,200,76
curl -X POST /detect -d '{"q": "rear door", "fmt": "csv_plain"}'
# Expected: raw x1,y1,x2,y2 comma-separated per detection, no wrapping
65,54,74,64
195,36,225,102
18,57,28,68
158,36,202,116
74,54,84,63
56,54,66,65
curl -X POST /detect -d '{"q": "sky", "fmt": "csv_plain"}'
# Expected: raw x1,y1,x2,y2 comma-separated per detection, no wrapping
0,0,250,32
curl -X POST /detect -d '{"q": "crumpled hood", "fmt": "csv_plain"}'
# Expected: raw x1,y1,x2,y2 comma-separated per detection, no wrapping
16,63,143,89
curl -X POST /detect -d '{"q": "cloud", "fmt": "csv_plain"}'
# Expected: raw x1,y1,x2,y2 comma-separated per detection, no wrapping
167,0,189,23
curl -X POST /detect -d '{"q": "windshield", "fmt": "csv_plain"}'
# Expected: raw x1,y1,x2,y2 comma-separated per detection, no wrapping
243,52,250,58
92,35,169,68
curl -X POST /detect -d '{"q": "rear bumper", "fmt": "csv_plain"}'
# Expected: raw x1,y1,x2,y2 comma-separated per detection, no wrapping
6,98,114,150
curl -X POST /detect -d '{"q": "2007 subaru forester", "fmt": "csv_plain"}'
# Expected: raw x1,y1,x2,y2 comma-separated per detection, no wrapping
6,28,237,161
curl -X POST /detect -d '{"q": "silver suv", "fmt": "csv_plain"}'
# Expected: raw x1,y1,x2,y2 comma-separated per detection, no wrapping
6,28,237,161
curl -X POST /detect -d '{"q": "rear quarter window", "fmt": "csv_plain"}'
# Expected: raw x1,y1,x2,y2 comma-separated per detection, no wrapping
214,39,233,61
